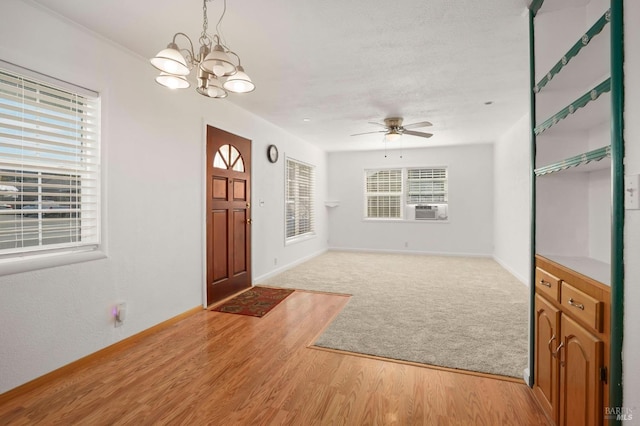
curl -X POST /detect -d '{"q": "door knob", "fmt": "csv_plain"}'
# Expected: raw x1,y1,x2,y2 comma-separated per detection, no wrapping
246,218,252,224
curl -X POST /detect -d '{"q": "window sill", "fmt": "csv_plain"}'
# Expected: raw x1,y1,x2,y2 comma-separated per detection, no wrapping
285,233,317,246
363,218,450,224
0,247,107,277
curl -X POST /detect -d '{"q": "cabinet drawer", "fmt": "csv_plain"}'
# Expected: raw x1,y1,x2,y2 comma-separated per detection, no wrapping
535,267,561,301
561,282,604,332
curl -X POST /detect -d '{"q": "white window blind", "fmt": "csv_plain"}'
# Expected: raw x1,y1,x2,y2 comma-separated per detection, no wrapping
407,167,448,204
0,67,100,257
365,169,402,218
285,158,315,239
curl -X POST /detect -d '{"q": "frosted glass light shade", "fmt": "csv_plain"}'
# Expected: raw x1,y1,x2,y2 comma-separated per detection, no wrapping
223,66,255,93
196,76,227,98
208,87,228,98
201,45,236,77
150,44,190,76
155,73,190,89
385,132,402,142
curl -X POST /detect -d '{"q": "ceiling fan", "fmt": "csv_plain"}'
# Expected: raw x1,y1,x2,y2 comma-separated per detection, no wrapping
351,117,433,141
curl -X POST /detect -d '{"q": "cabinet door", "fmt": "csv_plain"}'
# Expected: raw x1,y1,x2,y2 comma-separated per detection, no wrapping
534,294,561,422
559,315,604,426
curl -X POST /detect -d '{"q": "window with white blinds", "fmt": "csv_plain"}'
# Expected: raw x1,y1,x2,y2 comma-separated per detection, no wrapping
285,158,315,240
0,67,101,257
365,169,402,218
364,167,449,220
406,167,448,204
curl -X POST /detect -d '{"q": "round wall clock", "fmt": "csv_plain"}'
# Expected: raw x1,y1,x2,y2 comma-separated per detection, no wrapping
267,144,279,163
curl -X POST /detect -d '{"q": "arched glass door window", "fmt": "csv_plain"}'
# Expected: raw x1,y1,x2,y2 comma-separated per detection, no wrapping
213,144,245,172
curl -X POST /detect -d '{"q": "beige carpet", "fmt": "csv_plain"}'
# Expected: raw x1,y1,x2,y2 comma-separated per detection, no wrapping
263,251,529,378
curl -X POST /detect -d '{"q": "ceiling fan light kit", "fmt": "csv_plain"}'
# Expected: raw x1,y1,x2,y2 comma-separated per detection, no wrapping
352,117,434,141
150,0,255,99
385,131,402,142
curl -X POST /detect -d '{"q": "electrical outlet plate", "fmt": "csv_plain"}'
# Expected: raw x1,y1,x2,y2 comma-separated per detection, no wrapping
625,174,640,210
115,302,127,327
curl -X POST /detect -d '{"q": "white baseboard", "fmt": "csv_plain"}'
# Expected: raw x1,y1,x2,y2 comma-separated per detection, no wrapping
523,367,531,386
253,248,328,283
328,246,492,258
493,255,529,286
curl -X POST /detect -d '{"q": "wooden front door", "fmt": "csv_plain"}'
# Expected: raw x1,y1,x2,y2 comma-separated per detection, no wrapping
206,126,252,306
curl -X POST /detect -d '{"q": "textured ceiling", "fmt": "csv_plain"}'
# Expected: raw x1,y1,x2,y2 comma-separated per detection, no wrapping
30,0,531,151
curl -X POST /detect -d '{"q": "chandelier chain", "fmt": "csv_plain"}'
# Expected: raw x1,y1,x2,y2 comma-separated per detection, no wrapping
200,0,210,46
216,0,228,48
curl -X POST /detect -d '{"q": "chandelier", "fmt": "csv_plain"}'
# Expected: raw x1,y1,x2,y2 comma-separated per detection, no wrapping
150,0,255,98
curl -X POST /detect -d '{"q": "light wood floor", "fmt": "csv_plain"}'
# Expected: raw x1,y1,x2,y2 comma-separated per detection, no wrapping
0,291,549,425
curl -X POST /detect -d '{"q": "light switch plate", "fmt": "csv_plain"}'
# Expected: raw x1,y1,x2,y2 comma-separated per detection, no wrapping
625,174,640,210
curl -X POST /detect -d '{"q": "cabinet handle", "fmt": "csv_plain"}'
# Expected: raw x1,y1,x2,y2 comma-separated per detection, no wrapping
539,279,552,288
568,298,585,310
552,342,564,359
547,334,556,353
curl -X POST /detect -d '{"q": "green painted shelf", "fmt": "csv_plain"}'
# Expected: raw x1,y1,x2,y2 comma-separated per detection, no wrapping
534,145,611,176
534,10,610,93
534,78,610,135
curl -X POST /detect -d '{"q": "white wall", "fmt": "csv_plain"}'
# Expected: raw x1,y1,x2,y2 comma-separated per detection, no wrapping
493,115,531,284
327,144,494,256
536,173,590,258
588,168,611,263
0,0,327,394
623,0,640,413
243,114,328,282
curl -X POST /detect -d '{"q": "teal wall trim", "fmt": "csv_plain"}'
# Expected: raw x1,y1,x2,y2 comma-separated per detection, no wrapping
535,78,611,135
534,10,610,92
535,146,610,176
609,0,624,420
528,8,537,389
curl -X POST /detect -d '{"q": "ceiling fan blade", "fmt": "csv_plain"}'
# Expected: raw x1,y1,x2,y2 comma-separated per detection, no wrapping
403,130,433,138
351,130,387,136
402,121,433,129
367,121,389,129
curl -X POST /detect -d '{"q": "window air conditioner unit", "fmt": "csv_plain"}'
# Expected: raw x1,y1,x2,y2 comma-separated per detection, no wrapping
415,205,438,220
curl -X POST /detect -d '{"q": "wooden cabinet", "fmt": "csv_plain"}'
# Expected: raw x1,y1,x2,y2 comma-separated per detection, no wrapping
536,267,561,301
534,256,609,426
534,294,560,420
560,315,604,426
561,282,604,333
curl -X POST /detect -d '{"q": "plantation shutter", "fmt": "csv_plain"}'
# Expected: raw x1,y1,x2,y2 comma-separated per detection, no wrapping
285,158,315,239
0,67,100,256
406,168,448,204
365,169,402,218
